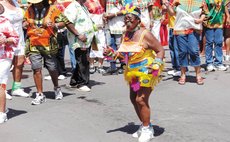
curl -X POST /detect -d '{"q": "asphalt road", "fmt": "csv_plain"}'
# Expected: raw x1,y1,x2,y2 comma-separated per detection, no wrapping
1,47,230,142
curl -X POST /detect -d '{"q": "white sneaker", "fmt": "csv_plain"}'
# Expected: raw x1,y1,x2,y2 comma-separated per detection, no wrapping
44,75,52,80
138,126,154,142
77,85,91,92
224,55,230,61
12,89,30,97
54,87,63,100
167,70,176,75
31,93,46,105
0,112,7,124
207,64,216,71
132,125,143,138
5,108,9,114
58,75,66,80
216,65,228,71
5,91,12,100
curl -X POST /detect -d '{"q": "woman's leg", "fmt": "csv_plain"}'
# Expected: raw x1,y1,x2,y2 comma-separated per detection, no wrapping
129,86,141,121
0,85,6,113
136,87,152,126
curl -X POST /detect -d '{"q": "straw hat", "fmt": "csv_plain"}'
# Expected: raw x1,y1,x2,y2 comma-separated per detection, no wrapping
56,0,73,3
27,0,43,4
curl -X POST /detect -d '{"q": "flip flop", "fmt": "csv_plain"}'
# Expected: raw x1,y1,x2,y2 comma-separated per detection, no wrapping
178,77,186,85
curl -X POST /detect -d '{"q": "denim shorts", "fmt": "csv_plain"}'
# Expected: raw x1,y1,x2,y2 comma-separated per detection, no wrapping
29,53,57,71
176,32,201,67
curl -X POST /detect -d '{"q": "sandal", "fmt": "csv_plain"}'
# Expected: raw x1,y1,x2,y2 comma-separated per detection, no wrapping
178,77,186,85
196,77,204,85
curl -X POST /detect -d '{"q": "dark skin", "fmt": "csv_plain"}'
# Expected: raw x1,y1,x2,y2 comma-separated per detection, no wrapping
24,1,62,93
124,13,164,126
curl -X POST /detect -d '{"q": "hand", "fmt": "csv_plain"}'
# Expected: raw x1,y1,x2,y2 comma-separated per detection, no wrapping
103,13,108,23
0,36,6,44
105,13,115,20
77,34,87,42
46,22,55,28
227,17,230,25
194,18,203,24
103,46,115,57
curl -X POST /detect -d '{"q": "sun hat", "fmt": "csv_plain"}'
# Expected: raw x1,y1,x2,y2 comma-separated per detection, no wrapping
27,0,43,4
57,0,73,3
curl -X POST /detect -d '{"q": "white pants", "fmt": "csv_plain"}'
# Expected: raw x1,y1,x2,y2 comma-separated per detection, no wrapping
151,20,161,42
89,29,106,58
0,59,12,84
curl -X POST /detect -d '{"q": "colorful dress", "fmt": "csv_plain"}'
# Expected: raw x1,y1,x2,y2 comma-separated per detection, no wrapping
118,30,164,91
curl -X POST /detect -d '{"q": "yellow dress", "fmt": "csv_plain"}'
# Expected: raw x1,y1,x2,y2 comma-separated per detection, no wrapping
118,30,164,91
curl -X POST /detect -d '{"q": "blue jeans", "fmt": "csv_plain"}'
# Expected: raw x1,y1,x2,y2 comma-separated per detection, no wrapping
68,44,77,72
176,32,201,67
204,28,223,66
169,29,180,71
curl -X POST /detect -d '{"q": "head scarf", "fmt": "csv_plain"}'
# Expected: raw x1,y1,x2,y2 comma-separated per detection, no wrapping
121,3,141,19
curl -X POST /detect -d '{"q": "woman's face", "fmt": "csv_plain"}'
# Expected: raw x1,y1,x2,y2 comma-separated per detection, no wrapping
124,13,140,32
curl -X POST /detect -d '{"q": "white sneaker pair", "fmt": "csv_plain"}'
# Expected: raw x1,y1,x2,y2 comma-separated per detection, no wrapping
138,126,154,142
132,125,154,142
12,89,30,97
0,112,7,124
44,75,66,80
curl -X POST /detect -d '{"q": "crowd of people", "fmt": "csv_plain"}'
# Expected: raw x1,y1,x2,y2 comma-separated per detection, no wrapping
0,0,230,142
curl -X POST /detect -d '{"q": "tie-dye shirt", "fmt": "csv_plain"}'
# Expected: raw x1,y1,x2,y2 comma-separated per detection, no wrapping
0,16,19,60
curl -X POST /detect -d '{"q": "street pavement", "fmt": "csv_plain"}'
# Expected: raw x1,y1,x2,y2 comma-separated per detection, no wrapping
1,47,230,142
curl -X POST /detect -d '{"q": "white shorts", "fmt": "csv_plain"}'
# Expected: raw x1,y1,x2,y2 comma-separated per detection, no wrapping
0,59,12,84
14,47,25,56
90,29,106,58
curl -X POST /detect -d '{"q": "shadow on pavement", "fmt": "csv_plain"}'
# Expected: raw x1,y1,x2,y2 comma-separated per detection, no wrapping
31,91,74,99
106,123,165,137
7,108,27,119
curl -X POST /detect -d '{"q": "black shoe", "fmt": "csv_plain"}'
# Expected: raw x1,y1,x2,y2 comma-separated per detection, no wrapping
102,68,118,76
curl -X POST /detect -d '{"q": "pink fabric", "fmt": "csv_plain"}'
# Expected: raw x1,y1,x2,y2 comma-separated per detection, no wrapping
0,16,19,60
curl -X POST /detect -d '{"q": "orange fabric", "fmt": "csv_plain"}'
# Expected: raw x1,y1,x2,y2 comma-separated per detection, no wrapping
24,5,61,47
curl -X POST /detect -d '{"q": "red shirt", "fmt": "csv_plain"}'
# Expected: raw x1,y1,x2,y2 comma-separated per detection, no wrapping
84,0,105,14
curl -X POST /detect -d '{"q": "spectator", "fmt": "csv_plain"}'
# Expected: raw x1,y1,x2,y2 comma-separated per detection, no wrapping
0,0,30,99
203,0,230,71
64,0,95,92
224,1,230,61
0,16,19,123
164,0,205,85
24,0,64,105
102,0,125,75
85,0,106,74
